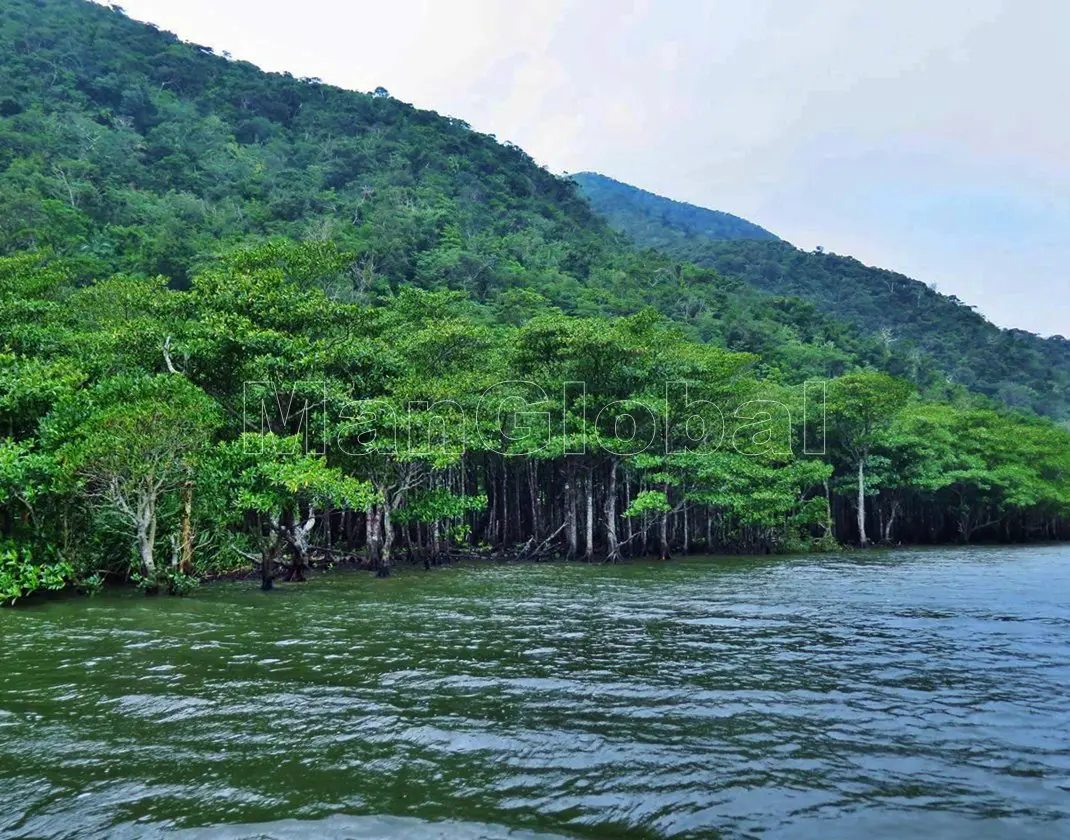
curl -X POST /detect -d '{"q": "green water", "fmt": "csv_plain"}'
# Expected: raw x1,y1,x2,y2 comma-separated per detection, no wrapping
2,546,1069,839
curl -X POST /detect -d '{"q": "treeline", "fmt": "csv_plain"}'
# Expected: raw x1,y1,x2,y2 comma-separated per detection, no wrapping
2,243,1069,602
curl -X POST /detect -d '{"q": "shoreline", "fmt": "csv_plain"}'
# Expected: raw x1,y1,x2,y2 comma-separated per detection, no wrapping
8,539,1066,608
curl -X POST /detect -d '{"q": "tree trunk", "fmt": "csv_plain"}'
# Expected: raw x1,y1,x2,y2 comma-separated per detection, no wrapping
286,507,316,581
882,499,900,544
485,477,497,548
179,481,194,575
367,504,382,569
501,461,509,546
261,546,274,590
823,478,835,540
344,510,357,550
660,484,671,560
605,459,620,562
856,458,868,547
584,466,594,562
528,462,540,540
136,489,159,593
565,461,578,561
379,503,393,578
261,514,279,590
513,462,522,546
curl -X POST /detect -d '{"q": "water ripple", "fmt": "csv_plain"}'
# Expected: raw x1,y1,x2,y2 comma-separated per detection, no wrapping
1,545,1069,838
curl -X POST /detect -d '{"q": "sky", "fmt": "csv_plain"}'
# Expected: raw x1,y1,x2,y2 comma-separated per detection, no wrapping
106,0,1070,337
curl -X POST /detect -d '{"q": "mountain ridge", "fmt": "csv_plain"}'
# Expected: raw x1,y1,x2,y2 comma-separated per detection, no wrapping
571,171,780,245
575,172,1070,421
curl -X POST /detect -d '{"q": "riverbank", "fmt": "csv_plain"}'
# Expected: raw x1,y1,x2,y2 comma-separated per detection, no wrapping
8,537,1070,609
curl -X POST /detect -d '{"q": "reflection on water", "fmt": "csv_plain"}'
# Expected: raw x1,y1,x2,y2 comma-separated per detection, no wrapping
2,545,1069,839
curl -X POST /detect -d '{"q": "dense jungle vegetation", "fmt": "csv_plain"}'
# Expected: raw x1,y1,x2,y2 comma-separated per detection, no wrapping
575,173,1070,422
1,0,1069,603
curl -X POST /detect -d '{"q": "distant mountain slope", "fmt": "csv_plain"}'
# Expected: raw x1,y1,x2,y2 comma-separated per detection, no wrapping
571,172,779,245
577,174,1070,421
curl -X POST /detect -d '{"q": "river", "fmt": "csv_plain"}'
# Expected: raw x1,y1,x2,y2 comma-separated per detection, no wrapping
1,545,1068,839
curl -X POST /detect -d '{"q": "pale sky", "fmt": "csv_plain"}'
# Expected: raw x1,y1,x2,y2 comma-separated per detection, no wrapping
106,0,1070,337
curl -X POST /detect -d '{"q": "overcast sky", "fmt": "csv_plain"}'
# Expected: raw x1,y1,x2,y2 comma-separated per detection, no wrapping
107,0,1069,337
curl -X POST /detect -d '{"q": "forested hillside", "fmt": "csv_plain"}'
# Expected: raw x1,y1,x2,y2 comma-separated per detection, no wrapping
576,174,1070,421
571,172,779,245
1,0,1069,604
0,0,952,386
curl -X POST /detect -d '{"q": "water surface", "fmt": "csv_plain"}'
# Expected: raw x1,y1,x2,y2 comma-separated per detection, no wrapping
2,545,1069,839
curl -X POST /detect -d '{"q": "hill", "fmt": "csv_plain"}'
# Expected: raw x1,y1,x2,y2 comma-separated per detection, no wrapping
576,174,1070,421
0,0,944,386
570,172,779,245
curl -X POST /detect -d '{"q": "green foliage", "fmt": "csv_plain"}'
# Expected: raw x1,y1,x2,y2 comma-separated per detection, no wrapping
48,374,220,481
219,434,377,518
882,403,1070,540
161,569,200,597
826,372,915,459
76,571,104,597
0,542,72,604
393,490,487,526
3,232,1068,594
623,490,672,518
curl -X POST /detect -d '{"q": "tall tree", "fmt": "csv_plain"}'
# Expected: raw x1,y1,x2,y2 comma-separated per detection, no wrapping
826,373,914,546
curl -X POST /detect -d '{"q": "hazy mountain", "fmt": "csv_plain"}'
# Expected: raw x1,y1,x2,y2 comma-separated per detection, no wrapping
576,173,1070,420
571,172,779,245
